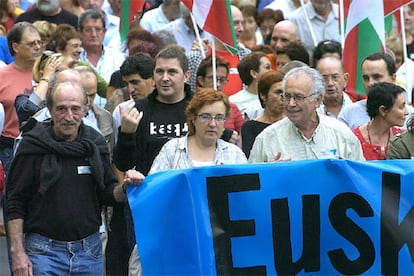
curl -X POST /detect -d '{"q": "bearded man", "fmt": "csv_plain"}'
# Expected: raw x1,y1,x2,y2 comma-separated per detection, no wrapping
16,0,78,29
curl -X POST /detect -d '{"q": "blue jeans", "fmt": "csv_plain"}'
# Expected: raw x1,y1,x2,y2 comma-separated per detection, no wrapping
24,232,103,276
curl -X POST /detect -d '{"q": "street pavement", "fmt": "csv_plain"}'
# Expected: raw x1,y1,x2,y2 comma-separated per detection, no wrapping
0,236,10,276
1,207,10,276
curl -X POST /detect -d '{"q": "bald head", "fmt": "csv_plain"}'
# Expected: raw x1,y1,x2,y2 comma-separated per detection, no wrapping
231,5,244,40
49,68,82,89
316,56,348,103
270,20,299,52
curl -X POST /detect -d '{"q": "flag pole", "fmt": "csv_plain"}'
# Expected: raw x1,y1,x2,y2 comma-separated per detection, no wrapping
189,13,206,59
339,0,345,50
400,7,408,65
212,38,217,91
400,6,411,103
300,0,317,47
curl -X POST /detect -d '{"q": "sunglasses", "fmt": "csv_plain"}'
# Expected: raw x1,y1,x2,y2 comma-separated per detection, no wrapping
39,50,55,64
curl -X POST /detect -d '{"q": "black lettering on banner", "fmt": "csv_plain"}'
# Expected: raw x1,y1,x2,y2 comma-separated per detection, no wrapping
206,174,266,275
328,193,375,274
381,172,414,275
271,195,320,274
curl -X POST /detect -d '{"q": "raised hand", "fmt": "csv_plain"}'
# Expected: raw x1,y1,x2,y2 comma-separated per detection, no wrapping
120,102,143,134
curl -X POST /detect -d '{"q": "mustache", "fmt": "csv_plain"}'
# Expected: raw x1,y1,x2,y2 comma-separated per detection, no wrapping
60,119,77,126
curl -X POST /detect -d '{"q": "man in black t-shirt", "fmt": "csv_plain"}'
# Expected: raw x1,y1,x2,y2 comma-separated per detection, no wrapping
16,0,78,29
113,45,192,273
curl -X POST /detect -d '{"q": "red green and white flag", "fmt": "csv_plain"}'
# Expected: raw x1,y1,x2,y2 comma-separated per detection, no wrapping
181,0,238,54
342,0,414,95
120,0,145,42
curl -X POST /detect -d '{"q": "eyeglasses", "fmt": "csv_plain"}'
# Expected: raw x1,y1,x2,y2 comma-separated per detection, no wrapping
197,113,226,123
283,93,315,102
82,27,104,34
39,50,55,64
205,76,228,84
322,74,342,83
20,39,43,48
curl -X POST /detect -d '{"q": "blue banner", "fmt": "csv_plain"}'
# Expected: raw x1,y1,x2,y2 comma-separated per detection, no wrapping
127,159,414,275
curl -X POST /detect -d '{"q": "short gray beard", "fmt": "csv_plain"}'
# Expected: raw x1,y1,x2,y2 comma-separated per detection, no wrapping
37,0,60,14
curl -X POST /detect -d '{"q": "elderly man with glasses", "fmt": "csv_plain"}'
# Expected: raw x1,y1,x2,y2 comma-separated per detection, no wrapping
249,66,364,162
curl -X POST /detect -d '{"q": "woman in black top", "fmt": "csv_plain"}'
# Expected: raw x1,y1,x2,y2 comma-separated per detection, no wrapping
241,70,285,157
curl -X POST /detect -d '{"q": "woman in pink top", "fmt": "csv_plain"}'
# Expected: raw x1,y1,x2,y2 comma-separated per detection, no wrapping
353,82,409,160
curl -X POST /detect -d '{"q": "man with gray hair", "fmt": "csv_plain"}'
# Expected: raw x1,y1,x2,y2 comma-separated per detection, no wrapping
249,66,364,162
16,0,78,29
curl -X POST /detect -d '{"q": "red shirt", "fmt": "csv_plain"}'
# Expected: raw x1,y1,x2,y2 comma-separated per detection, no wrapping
224,103,243,135
208,49,242,97
353,126,403,160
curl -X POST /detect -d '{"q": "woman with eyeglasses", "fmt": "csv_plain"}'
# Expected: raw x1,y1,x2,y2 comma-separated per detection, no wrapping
149,88,247,174
241,70,285,158
46,24,107,98
352,82,408,160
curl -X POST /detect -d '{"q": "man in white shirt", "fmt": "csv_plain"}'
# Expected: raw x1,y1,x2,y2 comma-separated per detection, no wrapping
159,5,211,54
315,56,353,118
78,0,121,47
140,0,182,33
249,66,364,162
265,0,305,18
337,52,397,130
288,0,340,55
78,9,125,108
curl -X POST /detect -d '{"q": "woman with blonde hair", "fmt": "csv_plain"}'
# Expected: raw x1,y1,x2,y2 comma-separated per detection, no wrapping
15,50,66,126
32,20,58,50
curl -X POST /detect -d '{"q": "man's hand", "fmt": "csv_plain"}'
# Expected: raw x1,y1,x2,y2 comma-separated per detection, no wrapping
191,38,209,52
8,219,32,276
272,152,291,162
120,102,143,134
12,250,32,276
114,169,145,202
